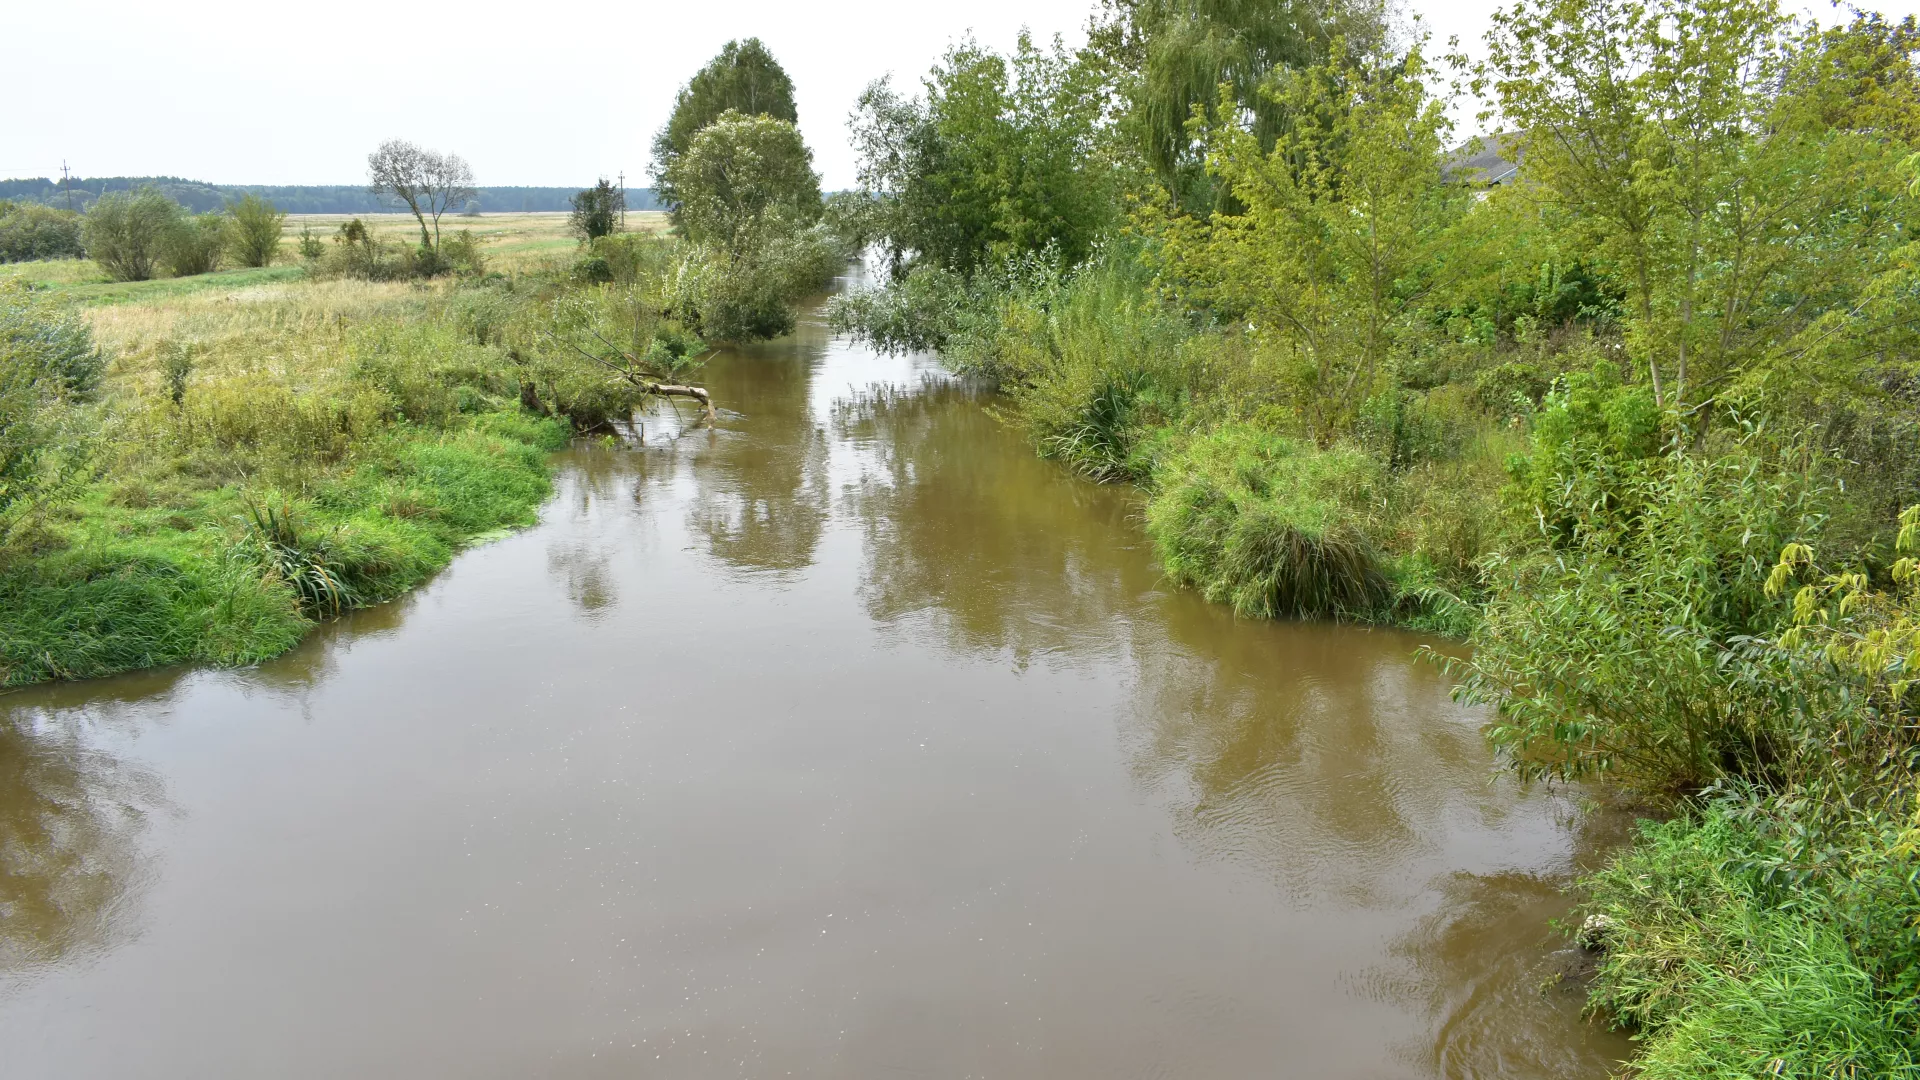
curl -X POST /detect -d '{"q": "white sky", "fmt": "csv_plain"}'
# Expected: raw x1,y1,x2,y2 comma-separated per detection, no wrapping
6,0,1918,191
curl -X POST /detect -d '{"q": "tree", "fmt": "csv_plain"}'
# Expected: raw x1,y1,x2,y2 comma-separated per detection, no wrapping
651,38,799,209
227,193,286,268
366,139,477,251
849,34,1118,276
568,179,625,242
1484,0,1913,422
665,111,822,257
1087,0,1387,211
82,188,181,282
1148,40,1463,444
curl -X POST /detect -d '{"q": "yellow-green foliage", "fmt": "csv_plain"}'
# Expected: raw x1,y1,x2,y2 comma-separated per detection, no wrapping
1145,426,1393,619
0,277,571,686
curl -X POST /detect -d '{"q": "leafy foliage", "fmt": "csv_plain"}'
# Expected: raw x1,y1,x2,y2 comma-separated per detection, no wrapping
83,188,181,282
0,202,85,263
652,38,799,211
226,193,285,268
849,34,1119,275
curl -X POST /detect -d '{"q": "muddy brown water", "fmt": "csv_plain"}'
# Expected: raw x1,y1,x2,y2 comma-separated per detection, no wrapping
0,278,1633,1078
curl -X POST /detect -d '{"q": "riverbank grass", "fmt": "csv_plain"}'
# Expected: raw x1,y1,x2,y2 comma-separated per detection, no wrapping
0,275,570,686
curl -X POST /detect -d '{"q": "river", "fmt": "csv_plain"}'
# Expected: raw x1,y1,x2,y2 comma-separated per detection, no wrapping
0,274,1633,1077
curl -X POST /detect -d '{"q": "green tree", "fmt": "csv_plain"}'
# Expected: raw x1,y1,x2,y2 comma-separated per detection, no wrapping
849,34,1118,276
568,178,625,242
651,39,799,210
82,188,180,282
665,111,822,257
227,193,286,268
1147,40,1463,444
1087,0,1387,210
1485,0,1915,421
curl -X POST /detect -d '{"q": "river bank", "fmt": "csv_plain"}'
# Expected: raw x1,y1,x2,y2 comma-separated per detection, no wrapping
0,286,1634,1076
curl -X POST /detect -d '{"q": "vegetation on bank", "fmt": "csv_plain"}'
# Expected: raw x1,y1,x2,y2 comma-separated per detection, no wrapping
0,36,853,687
828,0,1920,1072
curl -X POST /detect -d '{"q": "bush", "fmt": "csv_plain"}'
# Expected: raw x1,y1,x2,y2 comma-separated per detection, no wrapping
1581,800,1920,1078
164,213,229,277
0,202,85,262
227,193,285,268
1145,426,1393,619
1452,411,1835,795
83,188,181,282
0,280,103,547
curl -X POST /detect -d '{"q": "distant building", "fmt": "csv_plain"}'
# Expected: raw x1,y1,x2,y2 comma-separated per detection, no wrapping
1443,133,1520,187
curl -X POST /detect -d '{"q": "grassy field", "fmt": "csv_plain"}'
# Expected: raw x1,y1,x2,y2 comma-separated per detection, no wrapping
0,254,590,685
284,211,669,275
0,211,672,305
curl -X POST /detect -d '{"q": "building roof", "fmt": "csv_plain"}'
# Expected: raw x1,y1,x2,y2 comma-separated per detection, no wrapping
1443,133,1520,186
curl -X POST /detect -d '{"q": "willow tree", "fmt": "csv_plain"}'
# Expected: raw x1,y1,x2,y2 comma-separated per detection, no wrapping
1088,0,1387,211
650,38,799,211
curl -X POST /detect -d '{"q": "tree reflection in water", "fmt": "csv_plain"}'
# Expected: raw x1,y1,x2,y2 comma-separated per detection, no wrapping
684,339,831,579
0,710,156,973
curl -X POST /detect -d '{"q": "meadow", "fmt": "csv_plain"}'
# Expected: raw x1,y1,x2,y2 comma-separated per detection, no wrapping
0,245,581,685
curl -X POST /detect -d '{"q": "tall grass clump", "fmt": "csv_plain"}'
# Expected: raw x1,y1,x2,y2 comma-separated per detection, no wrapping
1146,425,1393,618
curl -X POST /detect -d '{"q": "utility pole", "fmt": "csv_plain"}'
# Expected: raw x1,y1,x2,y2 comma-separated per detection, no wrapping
60,160,74,211
617,171,627,229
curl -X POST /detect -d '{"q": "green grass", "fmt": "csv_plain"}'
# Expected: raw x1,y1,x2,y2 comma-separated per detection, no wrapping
1581,803,1920,1078
1143,425,1398,620
1,259,308,305
0,413,568,686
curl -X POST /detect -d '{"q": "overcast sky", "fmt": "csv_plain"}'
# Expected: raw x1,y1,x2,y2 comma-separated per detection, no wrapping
6,0,1916,191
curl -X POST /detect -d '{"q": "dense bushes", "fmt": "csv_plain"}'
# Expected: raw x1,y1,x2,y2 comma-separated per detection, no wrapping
0,202,85,262
162,212,227,277
1147,428,1392,618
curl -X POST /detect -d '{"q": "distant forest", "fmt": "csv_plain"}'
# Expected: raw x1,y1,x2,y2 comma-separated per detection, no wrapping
0,176,661,214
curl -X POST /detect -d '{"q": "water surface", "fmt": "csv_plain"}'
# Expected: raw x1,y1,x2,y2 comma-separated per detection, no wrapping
0,283,1631,1077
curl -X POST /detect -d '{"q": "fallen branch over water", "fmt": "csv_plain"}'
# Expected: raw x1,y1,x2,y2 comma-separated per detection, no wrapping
547,331,718,425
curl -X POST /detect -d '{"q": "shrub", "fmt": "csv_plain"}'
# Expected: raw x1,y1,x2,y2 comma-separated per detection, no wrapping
0,281,103,547
1452,417,1835,796
83,188,181,282
164,213,229,277
0,202,85,262
1145,426,1393,619
296,225,325,261
1581,800,1920,1078
226,193,285,268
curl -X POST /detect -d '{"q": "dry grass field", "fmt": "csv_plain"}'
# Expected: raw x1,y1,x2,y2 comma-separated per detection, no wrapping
283,210,670,275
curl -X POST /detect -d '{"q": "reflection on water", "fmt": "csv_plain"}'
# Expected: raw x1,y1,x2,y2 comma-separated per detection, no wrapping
0,277,1631,1078
0,711,157,973
839,382,1146,662
687,337,831,579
